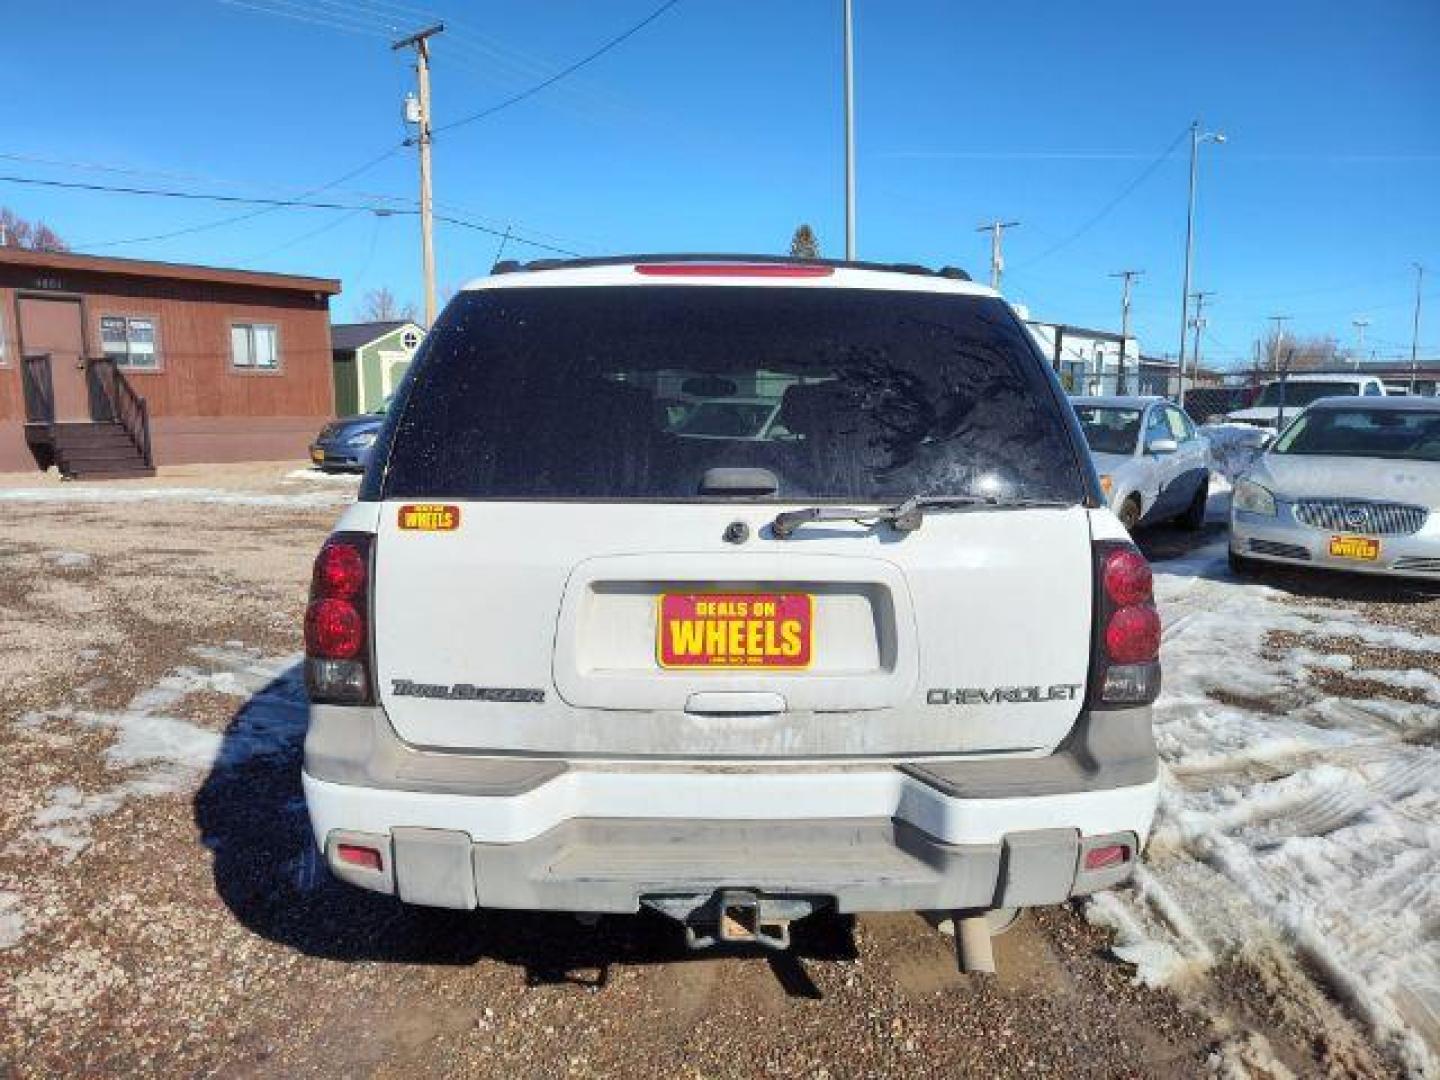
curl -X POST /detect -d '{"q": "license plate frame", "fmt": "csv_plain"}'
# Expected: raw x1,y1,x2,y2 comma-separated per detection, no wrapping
657,592,813,670
1328,534,1381,561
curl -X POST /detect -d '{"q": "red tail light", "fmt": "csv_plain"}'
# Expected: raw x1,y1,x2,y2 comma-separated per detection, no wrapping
305,533,374,705
1091,540,1161,707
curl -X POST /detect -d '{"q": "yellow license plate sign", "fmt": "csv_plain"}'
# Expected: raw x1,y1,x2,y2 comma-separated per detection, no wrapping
658,593,812,669
398,503,460,531
1329,535,1380,561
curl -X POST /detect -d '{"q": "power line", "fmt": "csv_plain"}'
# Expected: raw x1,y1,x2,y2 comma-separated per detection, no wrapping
76,145,405,248
434,0,685,134
0,171,580,256
1013,125,1190,271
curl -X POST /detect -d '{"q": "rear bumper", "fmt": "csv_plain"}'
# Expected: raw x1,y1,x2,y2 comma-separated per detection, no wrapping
302,704,1157,913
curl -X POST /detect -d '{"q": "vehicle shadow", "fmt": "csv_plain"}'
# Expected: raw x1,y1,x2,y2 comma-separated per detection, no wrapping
192,667,857,993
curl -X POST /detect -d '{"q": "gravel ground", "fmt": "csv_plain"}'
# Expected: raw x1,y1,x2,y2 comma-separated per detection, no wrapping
0,465,1417,1077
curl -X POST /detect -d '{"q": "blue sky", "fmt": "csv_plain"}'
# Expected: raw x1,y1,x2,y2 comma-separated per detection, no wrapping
3,0,1437,364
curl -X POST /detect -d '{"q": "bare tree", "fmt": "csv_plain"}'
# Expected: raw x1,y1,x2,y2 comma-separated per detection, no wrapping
1252,328,1340,373
360,287,418,323
0,207,69,251
789,223,820,259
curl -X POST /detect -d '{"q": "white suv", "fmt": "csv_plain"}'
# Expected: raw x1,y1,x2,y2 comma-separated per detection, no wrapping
301,256,1161,956
1227,373,1387,429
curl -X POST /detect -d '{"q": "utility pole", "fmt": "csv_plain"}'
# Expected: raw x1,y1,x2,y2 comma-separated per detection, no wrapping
976,220,1020,291
1411,263,1425,393
1176,121,1225,408
1351,317,1369,371
842,0,856,260
393,23,444,328
1110,269,1143,395
1267,314,1291,375
1189,291,1214,394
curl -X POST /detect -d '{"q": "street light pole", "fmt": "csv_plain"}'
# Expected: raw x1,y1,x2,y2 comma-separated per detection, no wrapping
842,0,856,260
1176,121,1225,408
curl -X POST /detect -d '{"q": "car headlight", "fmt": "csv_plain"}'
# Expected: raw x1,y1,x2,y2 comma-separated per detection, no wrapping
346,431,378,448
1233,478,1277,516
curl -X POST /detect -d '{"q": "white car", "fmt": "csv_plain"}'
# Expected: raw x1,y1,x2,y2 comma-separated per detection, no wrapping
1073,396,1210,532
1226,373,1387,430
300,255,1161,961
1230,396,1440,578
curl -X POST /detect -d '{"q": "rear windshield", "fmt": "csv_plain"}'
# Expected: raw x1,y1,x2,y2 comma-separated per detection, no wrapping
1273,408,1440,461
379,286,1086,503
1075,406,1142,455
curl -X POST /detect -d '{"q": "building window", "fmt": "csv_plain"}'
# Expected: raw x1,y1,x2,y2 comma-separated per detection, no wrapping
100,315,160,369
231,323,279,370
401,328,421,351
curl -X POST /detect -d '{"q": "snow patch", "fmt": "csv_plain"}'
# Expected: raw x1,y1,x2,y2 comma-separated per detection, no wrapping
42,550,94,570
10,646,305,862
0,891,26,950
1096,541,1440,1076
284,468,362,485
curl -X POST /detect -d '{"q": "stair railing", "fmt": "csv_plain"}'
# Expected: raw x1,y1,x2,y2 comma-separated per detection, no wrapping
88,357,154,469
21,353,56,425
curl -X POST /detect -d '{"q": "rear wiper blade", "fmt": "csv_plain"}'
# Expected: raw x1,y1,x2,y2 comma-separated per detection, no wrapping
770,495,1074,539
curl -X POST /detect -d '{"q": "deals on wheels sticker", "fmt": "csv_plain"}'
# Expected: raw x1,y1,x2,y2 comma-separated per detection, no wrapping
398,503,461,531
658,593,813,669
1328,535,1380,561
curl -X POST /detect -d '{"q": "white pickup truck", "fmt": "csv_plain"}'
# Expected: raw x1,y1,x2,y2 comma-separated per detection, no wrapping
1227,373,1387,430
300,255,1161,961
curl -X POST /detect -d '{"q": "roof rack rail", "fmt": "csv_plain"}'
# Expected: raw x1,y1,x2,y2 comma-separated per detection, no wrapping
490,253,971,282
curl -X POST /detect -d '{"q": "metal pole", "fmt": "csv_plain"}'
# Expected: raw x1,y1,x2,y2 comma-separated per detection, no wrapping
1176,122,1199,408
394,24,444,327
1411,263,1424,394
1351,318,1368,372
1111,270,1142,395
843,0,856,260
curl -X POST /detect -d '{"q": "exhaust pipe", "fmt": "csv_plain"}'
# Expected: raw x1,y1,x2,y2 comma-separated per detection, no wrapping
955,912,996,975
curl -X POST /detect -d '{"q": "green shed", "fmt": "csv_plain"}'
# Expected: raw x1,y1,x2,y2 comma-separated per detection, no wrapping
330,320,425,416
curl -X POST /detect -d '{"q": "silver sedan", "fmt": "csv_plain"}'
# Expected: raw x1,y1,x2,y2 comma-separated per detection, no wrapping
1229,396,1440,579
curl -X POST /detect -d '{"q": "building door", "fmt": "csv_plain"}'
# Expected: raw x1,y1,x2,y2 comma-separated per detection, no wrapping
18,297,90,422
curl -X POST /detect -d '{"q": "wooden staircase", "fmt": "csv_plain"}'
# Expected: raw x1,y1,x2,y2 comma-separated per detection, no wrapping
52,421,155,479
21,354,156,480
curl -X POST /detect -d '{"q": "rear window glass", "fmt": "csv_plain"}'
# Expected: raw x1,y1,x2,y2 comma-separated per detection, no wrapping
1076,407,1142,455
379,286,1086,503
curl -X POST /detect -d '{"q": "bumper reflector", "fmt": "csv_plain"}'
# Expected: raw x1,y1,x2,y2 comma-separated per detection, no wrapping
336,843,383,871
1084,843,1130,872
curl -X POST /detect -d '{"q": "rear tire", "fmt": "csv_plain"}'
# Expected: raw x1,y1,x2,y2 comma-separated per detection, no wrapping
1178,478,1208,531
1118,496,1142,532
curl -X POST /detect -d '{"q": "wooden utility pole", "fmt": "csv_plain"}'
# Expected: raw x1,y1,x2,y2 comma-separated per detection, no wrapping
394,23,444,328
976,220,1020,291
1110,269,1143,395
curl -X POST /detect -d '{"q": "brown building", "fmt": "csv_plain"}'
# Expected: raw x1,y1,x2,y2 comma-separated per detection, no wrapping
0,248,340,476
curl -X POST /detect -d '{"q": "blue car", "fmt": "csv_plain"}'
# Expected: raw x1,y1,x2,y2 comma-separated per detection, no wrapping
309,400,388,472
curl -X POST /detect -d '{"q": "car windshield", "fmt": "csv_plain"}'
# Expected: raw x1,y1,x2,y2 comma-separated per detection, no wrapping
1272,408,1440,462
1255,381,1359,407
379,285,1087,503
1075,406,1143,455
